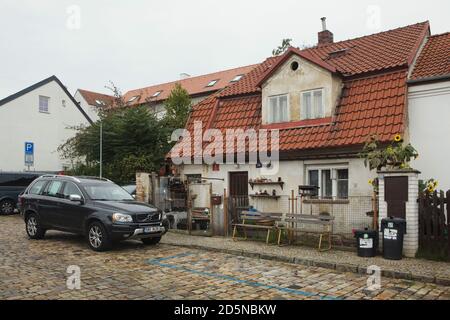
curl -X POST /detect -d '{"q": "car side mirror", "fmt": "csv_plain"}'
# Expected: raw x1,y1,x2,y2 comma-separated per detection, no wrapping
132,194,136,199
69,194,83,203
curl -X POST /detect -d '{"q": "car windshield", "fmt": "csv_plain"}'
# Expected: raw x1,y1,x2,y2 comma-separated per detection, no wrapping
84,183,134,201
122,185,136,194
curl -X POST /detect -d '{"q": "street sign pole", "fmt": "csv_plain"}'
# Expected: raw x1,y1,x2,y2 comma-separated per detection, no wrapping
99,122,103,178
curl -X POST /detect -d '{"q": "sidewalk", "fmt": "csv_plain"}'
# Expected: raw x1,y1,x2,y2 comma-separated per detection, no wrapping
162,232,450,286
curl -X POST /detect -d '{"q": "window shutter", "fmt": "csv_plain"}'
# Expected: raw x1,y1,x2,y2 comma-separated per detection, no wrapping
314,90,323,118
302,92,311,119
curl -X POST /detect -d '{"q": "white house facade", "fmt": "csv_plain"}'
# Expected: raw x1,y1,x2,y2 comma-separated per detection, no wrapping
0,76,92,172
407,32,450,190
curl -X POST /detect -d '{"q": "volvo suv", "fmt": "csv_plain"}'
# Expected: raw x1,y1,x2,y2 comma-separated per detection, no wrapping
19,175,165,251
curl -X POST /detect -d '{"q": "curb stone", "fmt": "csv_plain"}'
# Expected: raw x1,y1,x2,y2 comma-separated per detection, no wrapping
164,242,450,286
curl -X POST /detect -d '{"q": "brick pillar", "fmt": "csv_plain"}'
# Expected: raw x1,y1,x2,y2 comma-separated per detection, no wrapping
136,172,151,203
378,170,420,258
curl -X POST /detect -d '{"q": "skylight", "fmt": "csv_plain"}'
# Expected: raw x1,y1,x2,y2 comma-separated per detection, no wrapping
95,99,105,105
152,91,162,97
206,79,219,87
128,96,138,103
230,75,243,82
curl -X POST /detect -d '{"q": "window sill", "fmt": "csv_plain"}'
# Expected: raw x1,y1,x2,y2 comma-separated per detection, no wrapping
261,117,332,130
303,199,349,205
39,111,50,114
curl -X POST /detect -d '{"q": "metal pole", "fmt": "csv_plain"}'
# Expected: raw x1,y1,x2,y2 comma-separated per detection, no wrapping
99,121,103,178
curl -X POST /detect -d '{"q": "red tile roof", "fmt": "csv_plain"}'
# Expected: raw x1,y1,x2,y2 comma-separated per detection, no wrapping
122,64,257,106
77,89,115,107
410,32,450,81
171,22,429,159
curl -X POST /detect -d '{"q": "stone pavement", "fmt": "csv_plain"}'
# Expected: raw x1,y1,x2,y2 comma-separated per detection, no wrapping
162,231,450,285
1,214,450,300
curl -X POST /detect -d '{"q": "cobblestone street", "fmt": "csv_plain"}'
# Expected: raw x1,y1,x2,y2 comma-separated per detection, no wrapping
1,215,450,300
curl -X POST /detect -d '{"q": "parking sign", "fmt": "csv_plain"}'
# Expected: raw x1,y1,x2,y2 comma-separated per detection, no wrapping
25,142,34,166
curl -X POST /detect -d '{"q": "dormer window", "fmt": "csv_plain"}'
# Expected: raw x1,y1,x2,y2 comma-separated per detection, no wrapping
302,89,324,119
128,96,139,103
152,91,162,98
206,79,219,87
268,94,289,124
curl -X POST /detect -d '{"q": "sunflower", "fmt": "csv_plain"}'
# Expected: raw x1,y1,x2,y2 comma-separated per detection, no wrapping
394,134,402,142
427,185,434,193
368,179,373,185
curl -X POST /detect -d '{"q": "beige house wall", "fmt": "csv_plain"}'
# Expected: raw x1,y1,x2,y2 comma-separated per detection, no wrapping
261,55,342,124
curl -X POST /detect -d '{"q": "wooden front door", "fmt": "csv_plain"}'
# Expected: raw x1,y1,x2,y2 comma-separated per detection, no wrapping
384,176,408,219
229,172,248,197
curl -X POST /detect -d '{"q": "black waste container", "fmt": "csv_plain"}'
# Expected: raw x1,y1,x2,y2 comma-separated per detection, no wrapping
354,229,378,257
381,217,407,260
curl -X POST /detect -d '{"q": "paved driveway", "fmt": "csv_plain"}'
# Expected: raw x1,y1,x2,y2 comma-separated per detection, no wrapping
1,215,449,300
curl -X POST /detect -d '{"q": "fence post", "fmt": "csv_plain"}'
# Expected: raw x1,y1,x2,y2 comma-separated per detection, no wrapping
447,190,450,261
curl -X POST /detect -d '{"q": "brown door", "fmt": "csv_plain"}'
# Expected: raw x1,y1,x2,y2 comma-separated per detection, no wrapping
384,176,408,219
229,172,248,197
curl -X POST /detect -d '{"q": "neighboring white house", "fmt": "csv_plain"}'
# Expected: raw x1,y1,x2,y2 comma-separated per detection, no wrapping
0,76,93,172
76,64,257,121
408,32,450,190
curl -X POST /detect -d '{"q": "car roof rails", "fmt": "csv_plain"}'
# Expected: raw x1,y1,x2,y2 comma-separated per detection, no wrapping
76,176,112,183
39,174,81,183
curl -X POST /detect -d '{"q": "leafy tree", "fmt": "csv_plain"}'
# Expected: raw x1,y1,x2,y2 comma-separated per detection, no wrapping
59,88,171,184
272,38,292,56
163,83,191,131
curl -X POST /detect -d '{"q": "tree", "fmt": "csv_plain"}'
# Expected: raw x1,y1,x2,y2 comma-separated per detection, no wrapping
163,83,191,131
59,87,171,184
272,38,292,56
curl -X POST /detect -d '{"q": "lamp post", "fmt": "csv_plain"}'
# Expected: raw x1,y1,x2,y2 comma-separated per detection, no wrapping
99,121,103,178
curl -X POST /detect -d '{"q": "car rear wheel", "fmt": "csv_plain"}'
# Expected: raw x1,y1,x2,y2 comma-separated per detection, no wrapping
141,237,161,245
87,222,111,252
0,199,15,215
26,214,46,239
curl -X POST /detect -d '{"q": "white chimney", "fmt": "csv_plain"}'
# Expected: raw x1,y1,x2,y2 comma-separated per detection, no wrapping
321,17,327,31
180,73,191,80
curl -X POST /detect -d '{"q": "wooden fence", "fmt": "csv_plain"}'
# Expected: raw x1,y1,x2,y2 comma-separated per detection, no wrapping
418,190,450,261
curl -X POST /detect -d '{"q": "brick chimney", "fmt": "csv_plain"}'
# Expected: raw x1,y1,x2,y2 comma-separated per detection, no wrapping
318,17,334,46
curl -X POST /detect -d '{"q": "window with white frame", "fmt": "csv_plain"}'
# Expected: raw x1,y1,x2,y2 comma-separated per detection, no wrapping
307,166,349,199
39,96,50,113
301,89,324,119
267,94,289,124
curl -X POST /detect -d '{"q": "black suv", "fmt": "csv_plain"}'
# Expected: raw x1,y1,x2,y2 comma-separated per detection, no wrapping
19,175,165,251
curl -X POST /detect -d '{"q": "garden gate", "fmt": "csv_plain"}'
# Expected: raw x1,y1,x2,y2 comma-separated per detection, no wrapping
418,190,450,260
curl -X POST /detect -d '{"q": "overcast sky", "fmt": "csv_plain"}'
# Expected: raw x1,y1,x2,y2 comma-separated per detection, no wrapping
0,0,448,98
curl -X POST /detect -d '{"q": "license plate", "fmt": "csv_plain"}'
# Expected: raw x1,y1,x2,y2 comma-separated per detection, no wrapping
144,227,160,233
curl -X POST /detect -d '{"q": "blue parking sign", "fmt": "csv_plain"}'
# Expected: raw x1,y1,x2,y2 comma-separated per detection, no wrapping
25,142,34,166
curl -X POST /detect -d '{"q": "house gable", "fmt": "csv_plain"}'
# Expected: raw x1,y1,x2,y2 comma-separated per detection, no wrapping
261,54,342,125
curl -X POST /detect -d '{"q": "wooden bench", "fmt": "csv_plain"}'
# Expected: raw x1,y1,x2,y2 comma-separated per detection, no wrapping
277,214,334,251
232,211,282,244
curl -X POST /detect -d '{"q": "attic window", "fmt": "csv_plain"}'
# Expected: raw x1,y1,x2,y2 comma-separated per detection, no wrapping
206,79,219,87
95,99,105,105
128,96,138,103
290,61,299,71
230,75,243,82
152,91,162,98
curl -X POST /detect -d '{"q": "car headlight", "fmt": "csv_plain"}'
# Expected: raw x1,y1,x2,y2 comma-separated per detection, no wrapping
112,213,133,223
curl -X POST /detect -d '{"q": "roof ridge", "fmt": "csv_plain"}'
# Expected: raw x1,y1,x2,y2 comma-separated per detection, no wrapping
429,31,450,38
125,63,258,94
77,88,114,97
305,21,430,50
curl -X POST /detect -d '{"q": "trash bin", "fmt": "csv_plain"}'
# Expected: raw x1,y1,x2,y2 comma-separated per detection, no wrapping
381,217,407,260
354,229,378,257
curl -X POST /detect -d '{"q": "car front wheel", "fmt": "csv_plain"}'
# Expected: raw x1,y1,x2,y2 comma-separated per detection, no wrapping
87,222,111,252
0,199,15,215
142,237,161,245
26,214,46,239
